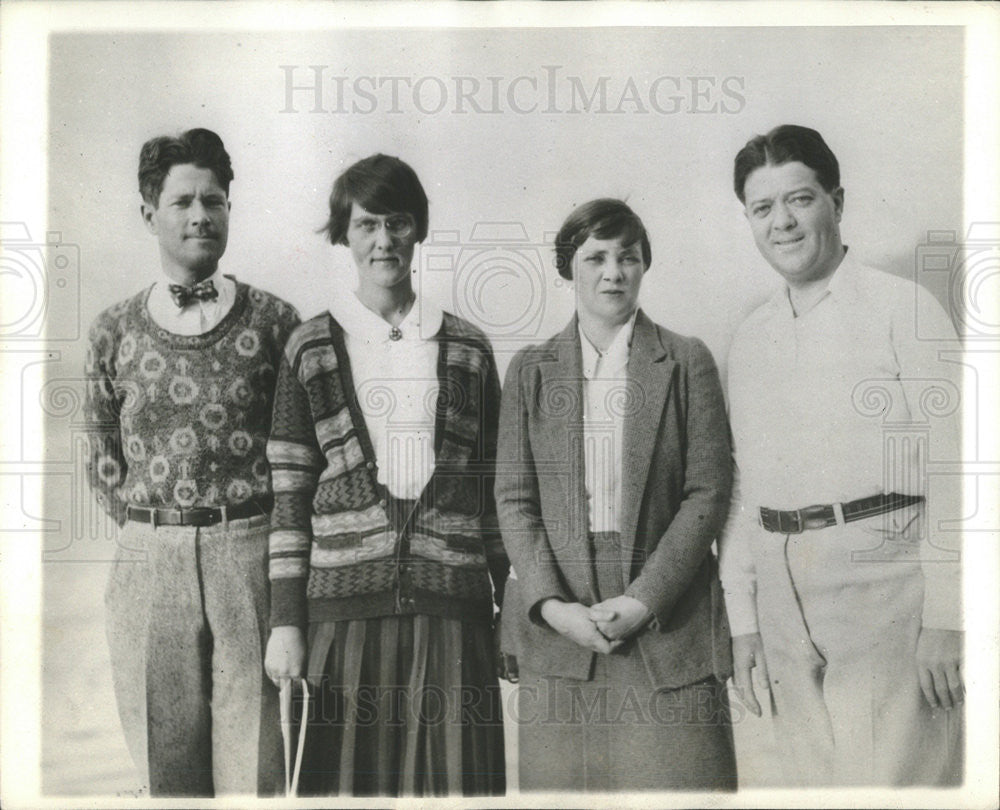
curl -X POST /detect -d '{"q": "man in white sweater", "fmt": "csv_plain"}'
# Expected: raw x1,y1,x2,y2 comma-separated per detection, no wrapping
721,124,963,786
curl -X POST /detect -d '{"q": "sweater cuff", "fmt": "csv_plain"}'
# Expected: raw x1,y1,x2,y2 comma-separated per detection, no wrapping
269,577,308,629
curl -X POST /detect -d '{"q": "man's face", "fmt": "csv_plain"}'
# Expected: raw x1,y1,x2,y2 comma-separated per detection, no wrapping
141,163,230,282
742,161,844,288
573,234,646,327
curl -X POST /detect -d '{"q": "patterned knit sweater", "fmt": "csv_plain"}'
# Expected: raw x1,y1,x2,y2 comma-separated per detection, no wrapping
267,311,508,628
84,279,300,525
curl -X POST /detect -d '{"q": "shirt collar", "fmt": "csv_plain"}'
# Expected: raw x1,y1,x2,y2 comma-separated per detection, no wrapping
331,292,444,343
825,247,859,300
768,246,855,318
579,309,637,379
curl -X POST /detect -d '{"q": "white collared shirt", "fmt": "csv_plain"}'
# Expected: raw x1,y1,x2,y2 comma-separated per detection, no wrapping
146,270,236,336
719,253,963,633
330,293,444,500
579,310,638,533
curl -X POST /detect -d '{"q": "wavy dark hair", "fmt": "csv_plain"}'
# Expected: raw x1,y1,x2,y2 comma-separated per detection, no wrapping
733,124,840,204
138,128,233,205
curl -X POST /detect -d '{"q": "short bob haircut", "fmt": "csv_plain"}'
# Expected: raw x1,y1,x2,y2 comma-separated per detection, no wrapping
554,198,651,280
138,128,234,206
322,154,429,245
733,124,840,204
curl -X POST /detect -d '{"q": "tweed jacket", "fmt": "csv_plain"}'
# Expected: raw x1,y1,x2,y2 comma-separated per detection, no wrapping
496,310,733,690
267,310,508,629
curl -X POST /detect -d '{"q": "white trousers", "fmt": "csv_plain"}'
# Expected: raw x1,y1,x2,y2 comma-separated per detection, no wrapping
752,512,962,786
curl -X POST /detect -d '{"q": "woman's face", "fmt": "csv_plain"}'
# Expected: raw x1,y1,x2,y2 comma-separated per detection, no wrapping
345,201,418,291
573,234,646,327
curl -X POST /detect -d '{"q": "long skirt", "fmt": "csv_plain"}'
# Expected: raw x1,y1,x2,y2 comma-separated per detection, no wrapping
517,664,737,791
515,530,737,791
295,614,506,796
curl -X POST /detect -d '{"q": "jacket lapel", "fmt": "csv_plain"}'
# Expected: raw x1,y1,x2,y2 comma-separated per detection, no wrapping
539,317,595,594
620,311,675,579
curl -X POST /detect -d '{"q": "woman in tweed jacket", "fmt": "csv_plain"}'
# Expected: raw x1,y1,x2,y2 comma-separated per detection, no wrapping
497,199,737,791
263,155,508,796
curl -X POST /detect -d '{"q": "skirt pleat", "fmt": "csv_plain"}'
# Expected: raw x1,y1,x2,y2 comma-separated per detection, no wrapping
297,614,505,796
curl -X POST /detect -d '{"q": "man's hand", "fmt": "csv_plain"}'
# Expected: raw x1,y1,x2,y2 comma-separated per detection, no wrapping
540,599,622,654
915,628,964,710
588,595,653,641
264,625,306,686
732,632,770,717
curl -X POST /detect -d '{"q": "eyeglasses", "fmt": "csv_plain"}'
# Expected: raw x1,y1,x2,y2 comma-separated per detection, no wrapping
350,213,415,239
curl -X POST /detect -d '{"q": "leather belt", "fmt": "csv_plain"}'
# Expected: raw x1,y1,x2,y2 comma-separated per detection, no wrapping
126,495,273,527
759,492,924,535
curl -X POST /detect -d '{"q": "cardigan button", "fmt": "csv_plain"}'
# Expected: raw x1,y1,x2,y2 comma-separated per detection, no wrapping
366,461,375,470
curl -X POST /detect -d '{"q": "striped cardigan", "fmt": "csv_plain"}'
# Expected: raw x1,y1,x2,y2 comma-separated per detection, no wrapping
267,310,508,628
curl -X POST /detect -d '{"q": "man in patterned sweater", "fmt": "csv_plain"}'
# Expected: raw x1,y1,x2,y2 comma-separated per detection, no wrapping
83,128,299,796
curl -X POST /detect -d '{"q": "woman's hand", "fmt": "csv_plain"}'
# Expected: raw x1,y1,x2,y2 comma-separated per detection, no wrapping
540,599,622,654
588,595,653,641
265,625,307,686
493,616,519,683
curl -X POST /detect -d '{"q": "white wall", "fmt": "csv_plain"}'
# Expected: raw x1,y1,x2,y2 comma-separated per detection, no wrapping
49,26,963,381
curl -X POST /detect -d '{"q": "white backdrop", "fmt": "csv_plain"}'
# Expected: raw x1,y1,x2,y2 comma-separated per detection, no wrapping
3,4,996,805
49,26,963,381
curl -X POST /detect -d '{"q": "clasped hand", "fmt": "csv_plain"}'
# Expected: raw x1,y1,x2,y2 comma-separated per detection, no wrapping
541,595,652,654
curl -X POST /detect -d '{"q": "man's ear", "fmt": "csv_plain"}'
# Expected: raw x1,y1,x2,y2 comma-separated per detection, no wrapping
832,187,845,223
140,201,158,235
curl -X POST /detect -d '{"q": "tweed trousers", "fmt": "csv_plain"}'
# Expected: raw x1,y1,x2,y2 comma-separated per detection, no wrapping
104,514,284,796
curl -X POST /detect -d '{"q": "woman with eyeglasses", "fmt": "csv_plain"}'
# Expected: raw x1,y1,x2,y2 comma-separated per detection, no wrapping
263,154,508,796
496,199,737,791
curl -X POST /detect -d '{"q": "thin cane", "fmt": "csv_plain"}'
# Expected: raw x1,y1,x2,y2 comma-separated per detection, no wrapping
279,678,310,796
291,678,308,795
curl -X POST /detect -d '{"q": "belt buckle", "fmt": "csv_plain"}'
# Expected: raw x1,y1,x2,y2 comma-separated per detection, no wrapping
183,508,215,527
777,510,803,534
799,504,831,531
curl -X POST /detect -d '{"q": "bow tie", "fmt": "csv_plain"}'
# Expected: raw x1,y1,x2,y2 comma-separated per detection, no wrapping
168,279,219,308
